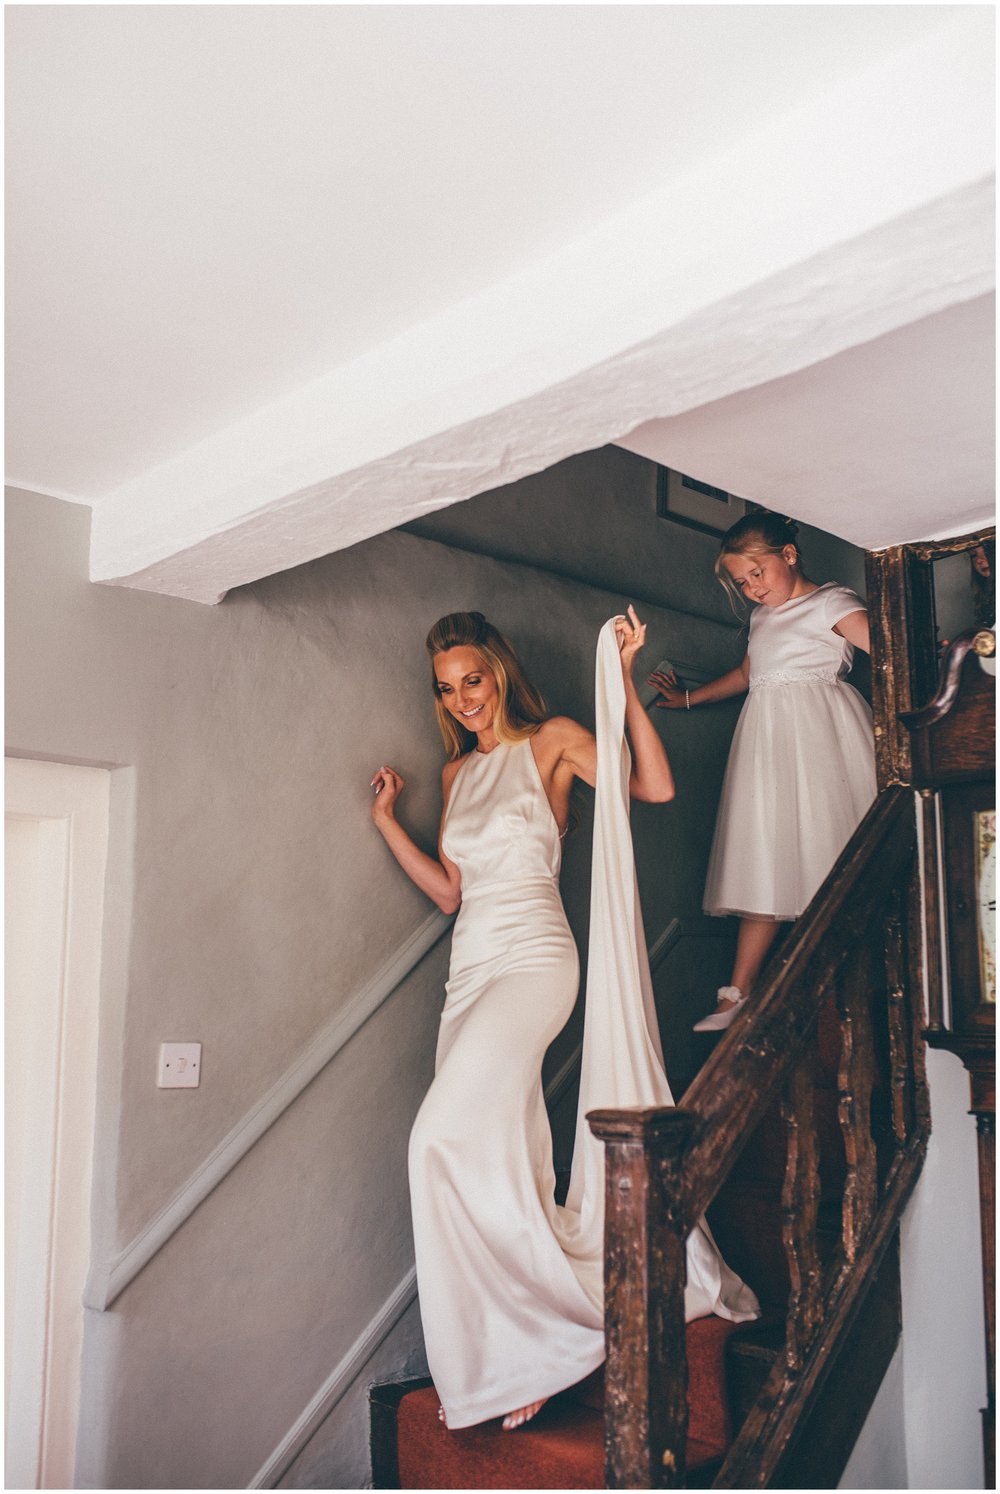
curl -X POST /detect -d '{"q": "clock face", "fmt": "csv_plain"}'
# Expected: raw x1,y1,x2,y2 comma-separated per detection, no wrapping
977,809,997,1004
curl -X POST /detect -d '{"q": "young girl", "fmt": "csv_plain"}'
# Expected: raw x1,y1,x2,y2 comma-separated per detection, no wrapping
649,511,877,1030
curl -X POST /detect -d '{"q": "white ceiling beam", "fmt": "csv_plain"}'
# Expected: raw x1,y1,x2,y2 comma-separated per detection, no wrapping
88,12,994,602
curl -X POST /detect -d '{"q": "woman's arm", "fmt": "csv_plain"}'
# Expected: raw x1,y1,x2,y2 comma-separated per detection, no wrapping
833,609,871,654
617,609,675,801
370,763,463,915
558,606,675,803
648,656,749,708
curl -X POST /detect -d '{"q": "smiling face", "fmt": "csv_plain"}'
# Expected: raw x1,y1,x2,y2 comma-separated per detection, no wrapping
722,544,803,607
433,646,500,741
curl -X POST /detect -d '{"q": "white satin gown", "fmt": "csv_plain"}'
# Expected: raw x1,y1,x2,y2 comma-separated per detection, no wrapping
408,620,759,1430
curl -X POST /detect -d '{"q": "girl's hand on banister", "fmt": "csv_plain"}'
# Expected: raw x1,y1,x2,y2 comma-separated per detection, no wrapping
648,666,686,708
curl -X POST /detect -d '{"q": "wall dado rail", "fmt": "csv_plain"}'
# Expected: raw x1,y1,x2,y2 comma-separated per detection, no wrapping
85,904,687,1313
84,910,453,1310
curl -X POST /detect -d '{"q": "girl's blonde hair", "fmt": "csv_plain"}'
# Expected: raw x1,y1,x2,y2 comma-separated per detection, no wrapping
425,612,548,759
714,510,807,611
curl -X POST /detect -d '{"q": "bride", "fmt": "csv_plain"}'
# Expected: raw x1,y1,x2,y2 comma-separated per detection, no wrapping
371,606,757,1432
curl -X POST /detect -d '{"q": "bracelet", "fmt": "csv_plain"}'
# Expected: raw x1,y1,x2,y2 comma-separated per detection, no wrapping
685,689,691,710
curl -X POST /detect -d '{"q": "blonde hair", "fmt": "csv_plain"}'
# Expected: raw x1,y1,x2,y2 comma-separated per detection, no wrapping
425,612,548,759
714,510,806,611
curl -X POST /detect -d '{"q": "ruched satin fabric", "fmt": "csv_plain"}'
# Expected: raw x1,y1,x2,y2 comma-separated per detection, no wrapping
408,618,758,1430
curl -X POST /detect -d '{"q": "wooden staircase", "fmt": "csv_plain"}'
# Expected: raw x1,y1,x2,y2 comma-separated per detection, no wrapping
372,1315,742,1490
369,536,997,1489
589,784,927,1488
370,788,925,1489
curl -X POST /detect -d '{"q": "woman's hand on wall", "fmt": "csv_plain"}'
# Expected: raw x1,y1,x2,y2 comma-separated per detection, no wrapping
370,764,462,914
370,764,404,822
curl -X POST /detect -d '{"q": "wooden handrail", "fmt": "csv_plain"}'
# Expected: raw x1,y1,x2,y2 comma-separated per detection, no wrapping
899,627,996,730
590,787,913,1232
588,784,930,1488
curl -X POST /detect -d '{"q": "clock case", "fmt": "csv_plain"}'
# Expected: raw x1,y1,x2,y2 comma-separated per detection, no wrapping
873,527,996,1076
868,526,995,1486
938,780,995,1061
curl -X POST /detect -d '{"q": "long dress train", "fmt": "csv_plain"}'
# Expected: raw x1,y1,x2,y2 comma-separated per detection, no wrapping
408,618,758,1430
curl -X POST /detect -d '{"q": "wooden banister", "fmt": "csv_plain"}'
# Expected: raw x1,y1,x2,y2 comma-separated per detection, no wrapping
655,788,911,1228
588,785,930,1488
899,627,996,730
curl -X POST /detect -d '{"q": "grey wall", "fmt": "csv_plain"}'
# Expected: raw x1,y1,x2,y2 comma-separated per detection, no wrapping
5,454,870,1490
405,443,872,705
403,444,869,623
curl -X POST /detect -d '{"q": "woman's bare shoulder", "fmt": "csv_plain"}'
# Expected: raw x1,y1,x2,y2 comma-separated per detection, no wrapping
532,716,593,770
441,756,465,787
534,715,588,746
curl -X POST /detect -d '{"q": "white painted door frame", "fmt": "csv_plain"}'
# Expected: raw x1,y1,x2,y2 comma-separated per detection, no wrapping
5,758,110,1490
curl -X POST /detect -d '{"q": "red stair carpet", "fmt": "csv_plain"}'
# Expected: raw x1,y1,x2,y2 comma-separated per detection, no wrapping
396,1315,737,1489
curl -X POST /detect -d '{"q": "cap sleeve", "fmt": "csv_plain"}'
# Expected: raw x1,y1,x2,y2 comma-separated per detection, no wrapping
819,584,867,632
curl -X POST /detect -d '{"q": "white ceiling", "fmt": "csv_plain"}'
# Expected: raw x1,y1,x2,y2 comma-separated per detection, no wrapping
5,5,995,602
620,293,996,551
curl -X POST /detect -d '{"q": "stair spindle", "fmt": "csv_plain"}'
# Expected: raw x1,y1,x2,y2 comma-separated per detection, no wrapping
884,883,911,1147
836,960,879,1264
781,1040,823,1372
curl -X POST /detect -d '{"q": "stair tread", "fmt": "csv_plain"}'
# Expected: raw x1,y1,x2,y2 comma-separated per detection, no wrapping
381,1315,738,1490
395,1384,725,1490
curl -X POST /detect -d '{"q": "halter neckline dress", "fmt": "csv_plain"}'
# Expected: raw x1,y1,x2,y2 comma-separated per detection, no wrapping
408,620,758,1430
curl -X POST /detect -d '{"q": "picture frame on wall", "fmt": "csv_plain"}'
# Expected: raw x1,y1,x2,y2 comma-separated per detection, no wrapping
656,466,757,537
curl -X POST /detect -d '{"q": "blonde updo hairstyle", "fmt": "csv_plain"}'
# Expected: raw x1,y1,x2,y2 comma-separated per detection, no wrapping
715,510,807,611
425,611,548,760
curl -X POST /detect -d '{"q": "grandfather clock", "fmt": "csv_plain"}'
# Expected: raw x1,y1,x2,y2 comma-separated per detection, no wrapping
868,527,995,1487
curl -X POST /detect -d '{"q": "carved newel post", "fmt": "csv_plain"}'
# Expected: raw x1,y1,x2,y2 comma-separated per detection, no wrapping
587,1108,696,1490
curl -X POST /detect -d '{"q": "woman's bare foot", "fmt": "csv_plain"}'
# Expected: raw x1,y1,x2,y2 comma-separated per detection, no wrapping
437,1406,447,1426
502,1398,548,1431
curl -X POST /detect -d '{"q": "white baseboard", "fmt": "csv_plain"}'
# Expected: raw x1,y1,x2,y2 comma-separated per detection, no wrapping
248,1267,419,1489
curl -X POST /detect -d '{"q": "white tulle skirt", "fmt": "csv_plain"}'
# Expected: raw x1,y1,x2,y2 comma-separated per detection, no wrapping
703,677,877,922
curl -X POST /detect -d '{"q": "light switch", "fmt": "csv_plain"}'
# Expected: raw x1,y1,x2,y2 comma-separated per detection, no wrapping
158,1042,202,1089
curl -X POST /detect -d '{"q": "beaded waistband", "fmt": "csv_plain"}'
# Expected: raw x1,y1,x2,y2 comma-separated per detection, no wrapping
749,669,842,690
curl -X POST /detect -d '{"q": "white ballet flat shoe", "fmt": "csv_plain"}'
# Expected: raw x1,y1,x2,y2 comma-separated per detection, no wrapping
693,987,746,1032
